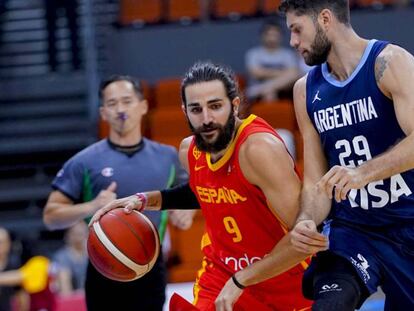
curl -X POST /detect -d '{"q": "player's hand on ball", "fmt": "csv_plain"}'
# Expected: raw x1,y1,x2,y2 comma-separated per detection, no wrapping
89,193,146,225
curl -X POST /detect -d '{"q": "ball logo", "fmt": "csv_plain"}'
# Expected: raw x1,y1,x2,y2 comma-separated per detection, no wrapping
56,169,64,178
101,167,114,177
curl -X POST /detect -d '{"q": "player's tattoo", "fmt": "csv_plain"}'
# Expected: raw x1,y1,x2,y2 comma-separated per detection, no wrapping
375,56,388,83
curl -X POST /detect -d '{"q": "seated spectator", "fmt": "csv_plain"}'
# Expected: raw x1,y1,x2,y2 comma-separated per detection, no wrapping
245,19,300,102
0,235,75,311
53,222,88,293
0,255,59,311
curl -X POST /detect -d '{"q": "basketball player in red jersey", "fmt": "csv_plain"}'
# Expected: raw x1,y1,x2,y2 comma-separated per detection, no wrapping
93,62,323,310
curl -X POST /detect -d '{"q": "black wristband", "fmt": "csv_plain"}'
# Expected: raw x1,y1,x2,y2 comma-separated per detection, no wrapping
160,182,200,210
231,274,246,290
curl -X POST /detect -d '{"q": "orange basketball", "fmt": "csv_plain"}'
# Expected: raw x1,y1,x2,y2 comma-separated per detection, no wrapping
87,208,160,282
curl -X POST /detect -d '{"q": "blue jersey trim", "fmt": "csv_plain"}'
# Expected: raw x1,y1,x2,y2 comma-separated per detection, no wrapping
321,39,377,87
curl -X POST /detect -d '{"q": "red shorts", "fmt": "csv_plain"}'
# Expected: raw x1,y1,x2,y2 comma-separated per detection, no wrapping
193,257,311,311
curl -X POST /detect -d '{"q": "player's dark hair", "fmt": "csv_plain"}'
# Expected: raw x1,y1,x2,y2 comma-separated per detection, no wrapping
99,75,143,101
181,62,240,107
279,0,350,26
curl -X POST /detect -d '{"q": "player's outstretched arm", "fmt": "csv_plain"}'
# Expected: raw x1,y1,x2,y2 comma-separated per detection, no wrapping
89,190,163,224
90,137,200,225
291,77,331,250
293,77,332,225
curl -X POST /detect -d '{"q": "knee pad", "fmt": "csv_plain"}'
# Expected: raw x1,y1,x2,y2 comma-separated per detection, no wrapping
312,277,361,311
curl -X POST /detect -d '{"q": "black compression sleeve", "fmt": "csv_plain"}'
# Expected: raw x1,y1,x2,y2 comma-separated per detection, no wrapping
160,183,200,210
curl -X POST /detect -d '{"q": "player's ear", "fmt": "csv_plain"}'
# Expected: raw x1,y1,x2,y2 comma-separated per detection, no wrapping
181,104,187,116
232,97,240,116
319,8,333,29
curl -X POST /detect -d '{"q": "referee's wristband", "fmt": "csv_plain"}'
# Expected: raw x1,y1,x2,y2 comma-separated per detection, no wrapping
231,274,246,290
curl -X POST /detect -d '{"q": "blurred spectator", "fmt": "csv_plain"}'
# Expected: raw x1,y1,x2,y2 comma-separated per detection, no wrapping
0,234,77,311
52,222,88,293
45,0,81,71
0,251,61,311
0,228,20,311
245,19,299,102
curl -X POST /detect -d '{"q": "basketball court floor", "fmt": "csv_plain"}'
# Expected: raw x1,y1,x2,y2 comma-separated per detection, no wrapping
164,282,385,311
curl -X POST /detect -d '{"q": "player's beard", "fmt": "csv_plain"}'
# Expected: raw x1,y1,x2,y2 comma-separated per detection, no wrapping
188,109,236,153
304,23,331,66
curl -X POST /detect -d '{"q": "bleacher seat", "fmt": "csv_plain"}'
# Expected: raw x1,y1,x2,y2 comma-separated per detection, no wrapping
250,100,297,132
154,78,183,108
140,80,155,109
212,0,259,19
236,74,247,93
149,108,190,149
356,0,397,6
262,0,282,15
167,0,201,23
250,100,301,161
168,211,205,282
119,0,163,25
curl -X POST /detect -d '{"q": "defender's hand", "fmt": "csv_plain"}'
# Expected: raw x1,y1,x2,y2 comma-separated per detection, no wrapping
317,165,366,202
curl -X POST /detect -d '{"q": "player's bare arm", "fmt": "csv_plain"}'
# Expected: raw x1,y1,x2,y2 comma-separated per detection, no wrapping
44,181,117,230
240,132,300,227
178,136,192,173
91,137,198,223
319,45,414,202
291,76,330,253
293,77,331,224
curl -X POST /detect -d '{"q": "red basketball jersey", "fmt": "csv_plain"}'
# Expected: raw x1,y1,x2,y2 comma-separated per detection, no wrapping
188,115,307,291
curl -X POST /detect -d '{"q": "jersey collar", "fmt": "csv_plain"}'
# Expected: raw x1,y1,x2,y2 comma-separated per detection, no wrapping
206,114,256,171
